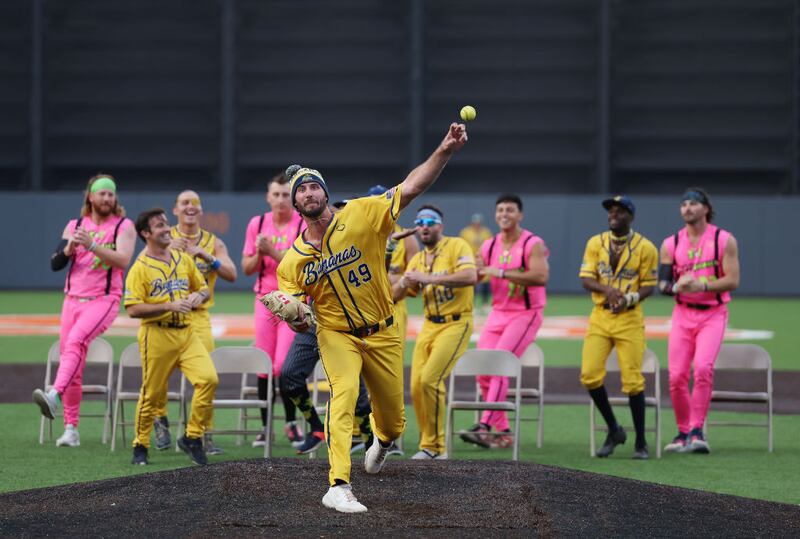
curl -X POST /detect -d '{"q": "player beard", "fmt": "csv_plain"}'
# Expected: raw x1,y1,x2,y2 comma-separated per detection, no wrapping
92,201,115,217
298,202,325,219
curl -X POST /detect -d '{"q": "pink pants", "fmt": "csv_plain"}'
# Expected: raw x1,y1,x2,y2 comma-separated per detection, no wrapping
253,297,295,379
54,295,120,427
476,308,543,431
668,303,728,433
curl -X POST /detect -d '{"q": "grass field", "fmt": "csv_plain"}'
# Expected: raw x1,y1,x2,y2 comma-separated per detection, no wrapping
1,291,799,370
2,290,799,502
3,401,799,504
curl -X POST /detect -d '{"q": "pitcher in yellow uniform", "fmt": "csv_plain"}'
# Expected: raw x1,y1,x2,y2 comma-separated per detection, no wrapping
394,205,477,459
276,122,468,513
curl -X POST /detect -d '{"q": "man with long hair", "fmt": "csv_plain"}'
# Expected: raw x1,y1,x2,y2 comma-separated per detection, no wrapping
659,188,740,454
33,174,136,447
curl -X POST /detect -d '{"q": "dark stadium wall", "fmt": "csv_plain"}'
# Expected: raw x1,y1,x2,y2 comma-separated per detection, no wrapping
4,192,798,295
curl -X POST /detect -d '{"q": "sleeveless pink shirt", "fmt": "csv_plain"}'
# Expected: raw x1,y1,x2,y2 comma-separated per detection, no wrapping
480,229,548,311
64,216,132,298
665,223,732,306
243,211,304,294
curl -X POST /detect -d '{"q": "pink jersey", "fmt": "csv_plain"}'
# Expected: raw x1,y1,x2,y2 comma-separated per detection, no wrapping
480,229,548,311
243,211,304,294
64,216,131,298
665,224,732,306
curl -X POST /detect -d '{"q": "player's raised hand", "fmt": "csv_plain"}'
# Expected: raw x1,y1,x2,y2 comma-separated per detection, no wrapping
440,123,468,154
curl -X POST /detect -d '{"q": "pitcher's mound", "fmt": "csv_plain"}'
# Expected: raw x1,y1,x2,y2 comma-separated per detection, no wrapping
1,459,799,537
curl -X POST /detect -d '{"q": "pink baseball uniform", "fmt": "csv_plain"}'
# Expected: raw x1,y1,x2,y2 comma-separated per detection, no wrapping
243,211,304,378
476,229,548,431
55,215,132,427
665,224,732,433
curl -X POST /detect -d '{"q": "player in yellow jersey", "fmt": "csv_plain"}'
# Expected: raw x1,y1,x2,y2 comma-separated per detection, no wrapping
124,209,219,466
148,190,237,455
276,122,468,513
365,184,420,457
579,196,658,460
459,213,492,311
394,205,477,460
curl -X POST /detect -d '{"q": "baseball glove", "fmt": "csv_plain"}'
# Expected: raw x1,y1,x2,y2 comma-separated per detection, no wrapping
259,290,316,331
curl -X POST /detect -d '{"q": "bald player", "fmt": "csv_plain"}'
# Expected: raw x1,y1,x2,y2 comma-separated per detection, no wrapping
149,190,237,455
276,122,468,513
394,205,477,460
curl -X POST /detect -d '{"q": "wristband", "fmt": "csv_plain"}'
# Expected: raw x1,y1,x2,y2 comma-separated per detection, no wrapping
624,292,640,307
499,268,505,279
210,257,222,271
88,240,98,252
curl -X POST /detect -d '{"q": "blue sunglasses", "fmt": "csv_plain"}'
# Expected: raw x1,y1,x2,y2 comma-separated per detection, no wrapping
414,218,441,227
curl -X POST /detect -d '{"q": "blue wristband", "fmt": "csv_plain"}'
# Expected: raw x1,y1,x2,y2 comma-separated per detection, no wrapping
211,258,222,271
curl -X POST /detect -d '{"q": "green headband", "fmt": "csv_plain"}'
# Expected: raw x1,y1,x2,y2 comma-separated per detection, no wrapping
90,177,117,193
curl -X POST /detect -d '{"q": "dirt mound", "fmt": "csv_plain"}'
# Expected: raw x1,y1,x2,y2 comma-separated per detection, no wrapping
1,459,799,537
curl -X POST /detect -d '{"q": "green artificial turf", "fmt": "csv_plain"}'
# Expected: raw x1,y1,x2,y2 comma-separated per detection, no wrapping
0,292,797,370
3,401,798,505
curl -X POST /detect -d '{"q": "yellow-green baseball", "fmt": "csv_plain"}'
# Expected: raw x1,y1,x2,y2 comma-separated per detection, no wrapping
460,105,477,122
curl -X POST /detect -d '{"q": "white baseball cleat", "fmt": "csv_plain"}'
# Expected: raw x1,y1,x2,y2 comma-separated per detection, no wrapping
56,424,80,447
322,484,367,513
33,388,59,419
364,436,390,474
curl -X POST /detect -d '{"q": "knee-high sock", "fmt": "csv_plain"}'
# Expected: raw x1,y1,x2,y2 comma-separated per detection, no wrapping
279,376,297,423
588,385,618,431
628,391,646,448
289,392,324,432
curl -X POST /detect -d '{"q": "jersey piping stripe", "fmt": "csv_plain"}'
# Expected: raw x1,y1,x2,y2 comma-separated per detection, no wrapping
432,320,471,440
137,327,150,443
326,219,369,327
389,188,399,221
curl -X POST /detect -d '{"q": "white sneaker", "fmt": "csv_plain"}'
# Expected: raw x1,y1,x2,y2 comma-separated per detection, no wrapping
56,424,80,447
411,449,447,460
364,436,390,474
33,388,59,419
322,484,367,513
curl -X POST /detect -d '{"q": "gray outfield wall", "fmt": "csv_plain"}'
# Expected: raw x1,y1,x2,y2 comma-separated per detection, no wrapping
2,192,798,295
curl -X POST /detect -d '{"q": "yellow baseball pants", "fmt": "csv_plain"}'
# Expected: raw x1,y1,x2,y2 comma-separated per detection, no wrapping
580,306,646,395
154,309,215,423
133,324,218,448
411,317,472,454
317,323,406,486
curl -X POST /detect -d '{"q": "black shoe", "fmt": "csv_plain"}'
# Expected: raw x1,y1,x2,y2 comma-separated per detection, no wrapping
153,416,172,450
178,435,208,466
296,431,325,455
596,426,627,458
460,423,491,449
632,445,649,460
132,444,149,465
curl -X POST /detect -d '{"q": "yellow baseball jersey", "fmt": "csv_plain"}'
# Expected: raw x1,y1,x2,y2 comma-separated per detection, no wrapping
405,236,476,318
277,184,403,332
124,250,209,326
579,231,658,306
170,226,218,309
459,225,492,256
